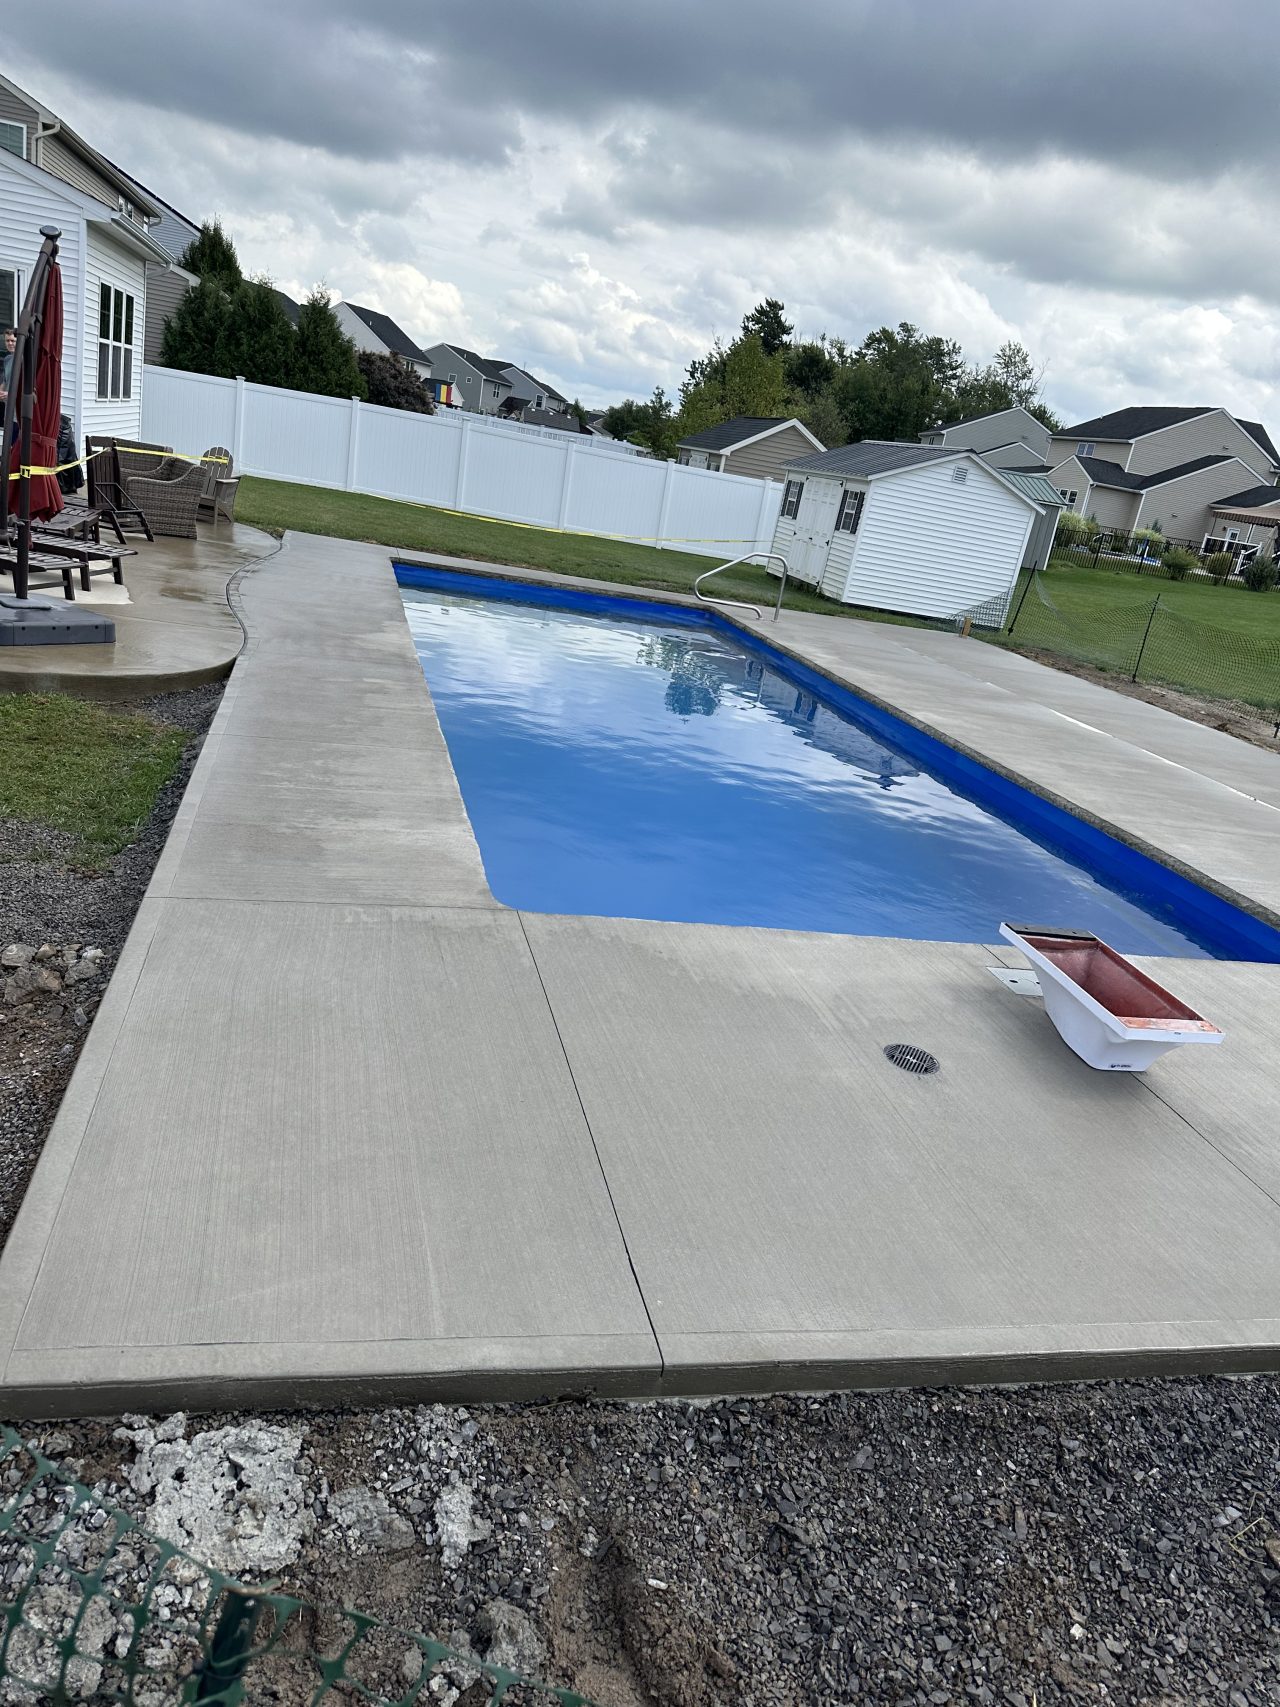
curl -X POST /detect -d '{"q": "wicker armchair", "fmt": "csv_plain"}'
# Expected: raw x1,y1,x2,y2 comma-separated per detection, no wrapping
197,445,240,524
126,457,206,538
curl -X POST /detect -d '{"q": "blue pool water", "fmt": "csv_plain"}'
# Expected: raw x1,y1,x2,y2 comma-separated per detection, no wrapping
399,570,1275,959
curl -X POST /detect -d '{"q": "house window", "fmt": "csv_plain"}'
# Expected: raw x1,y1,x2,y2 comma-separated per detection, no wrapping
447,372,457,383
96,282,135,400
535,393,544,410
490,383,501,399
1059,488,1078,506
0,122,24,159
1076,440,1095,457
835,489,864,533
0,269,19,333
781,478,803,520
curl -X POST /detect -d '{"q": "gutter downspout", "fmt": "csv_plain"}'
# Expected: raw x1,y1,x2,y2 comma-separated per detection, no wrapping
34,118,61,170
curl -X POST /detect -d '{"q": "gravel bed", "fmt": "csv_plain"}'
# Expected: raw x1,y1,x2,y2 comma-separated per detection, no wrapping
11,1379,1280,1706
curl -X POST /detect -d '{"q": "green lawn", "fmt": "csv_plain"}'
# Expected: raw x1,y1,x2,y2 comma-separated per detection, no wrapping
1041,551,1280,640
236,477,924,626
0,694,188,862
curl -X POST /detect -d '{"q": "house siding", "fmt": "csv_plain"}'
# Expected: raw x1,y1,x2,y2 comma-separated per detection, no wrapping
1047,434,1132,470
725,424,819,481
1124,412,1276,483
37,134,132,218
1046,457,1090,508
1084,485,1140,530
82,222,146,440
143,264,192,364
937,407,1051,462
0,163,84,435
980,440,1049,469
1132,459,1266,543
421,344,507,413
841,462,1033,619
0,91,38,157
333,303,387,357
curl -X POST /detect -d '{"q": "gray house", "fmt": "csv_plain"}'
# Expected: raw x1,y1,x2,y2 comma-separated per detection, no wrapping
420,343,515,413
334,302,431,377
918,404,1053,470
1044,405,1280,549
677,416,823,480
500,364,570,417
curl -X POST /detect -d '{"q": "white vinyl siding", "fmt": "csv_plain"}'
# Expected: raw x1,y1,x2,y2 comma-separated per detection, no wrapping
0,160,85,436
834,461,1034,619
82,222,145,439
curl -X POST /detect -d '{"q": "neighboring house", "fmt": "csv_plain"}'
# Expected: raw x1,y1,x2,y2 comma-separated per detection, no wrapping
420,343,515,414
334,301,431,377
918,404,1053,470
771,442,1045,620
500,364,570,417
519,406,584,434
677,417,824,480
105,168,199,264
0,142,170,442
1044,406,1280,549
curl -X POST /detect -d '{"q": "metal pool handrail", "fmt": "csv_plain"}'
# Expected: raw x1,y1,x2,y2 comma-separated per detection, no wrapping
693,553,791,622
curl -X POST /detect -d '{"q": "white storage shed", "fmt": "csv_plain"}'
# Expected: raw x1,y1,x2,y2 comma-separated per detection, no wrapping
771,442,1046,621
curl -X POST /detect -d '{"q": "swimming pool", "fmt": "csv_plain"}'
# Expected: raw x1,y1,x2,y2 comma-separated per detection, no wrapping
398,565,1280,961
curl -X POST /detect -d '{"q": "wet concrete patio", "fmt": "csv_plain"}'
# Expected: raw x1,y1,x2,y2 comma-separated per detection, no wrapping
0,521,276,700
1,532,1278,1416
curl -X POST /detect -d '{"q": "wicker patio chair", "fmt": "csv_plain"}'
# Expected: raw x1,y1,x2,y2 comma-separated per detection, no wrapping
85,436,162,541
125,456,206,538
196,445,240,524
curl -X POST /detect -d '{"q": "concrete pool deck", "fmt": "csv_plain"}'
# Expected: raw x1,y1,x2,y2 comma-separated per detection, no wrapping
2,531,1279,1415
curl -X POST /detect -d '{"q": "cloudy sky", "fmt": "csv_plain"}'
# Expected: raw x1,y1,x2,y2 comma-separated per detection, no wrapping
12,2,1280,422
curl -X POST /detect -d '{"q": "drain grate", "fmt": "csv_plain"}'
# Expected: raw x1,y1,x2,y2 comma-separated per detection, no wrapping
883,1043,940,1075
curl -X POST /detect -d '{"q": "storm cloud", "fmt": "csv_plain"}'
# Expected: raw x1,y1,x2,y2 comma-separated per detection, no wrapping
9,2,1280,419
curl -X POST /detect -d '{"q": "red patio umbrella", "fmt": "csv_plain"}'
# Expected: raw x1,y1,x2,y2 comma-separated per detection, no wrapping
7,253,64,523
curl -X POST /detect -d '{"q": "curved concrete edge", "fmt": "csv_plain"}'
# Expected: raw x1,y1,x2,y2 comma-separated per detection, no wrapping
0,525,283,702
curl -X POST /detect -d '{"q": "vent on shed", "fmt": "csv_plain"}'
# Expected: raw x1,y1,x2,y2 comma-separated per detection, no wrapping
883,1043,940,1075
951,466,968,484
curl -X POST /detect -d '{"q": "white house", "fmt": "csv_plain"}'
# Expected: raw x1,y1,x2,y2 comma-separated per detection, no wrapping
0,146,170,445
771,441,1044,621
333,301,432,378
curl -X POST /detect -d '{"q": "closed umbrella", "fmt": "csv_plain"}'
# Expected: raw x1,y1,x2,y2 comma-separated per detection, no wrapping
8,253,64,522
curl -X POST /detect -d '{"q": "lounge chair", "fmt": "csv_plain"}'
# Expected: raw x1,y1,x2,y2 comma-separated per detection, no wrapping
197,445,240,524
85,436,162,541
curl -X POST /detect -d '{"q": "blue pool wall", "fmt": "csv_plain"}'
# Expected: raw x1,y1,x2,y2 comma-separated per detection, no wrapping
394,560,1280,964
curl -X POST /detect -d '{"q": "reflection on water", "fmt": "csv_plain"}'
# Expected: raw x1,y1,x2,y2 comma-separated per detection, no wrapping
401,586,1213,956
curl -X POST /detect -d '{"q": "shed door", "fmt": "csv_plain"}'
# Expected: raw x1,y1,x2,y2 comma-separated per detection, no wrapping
789,478,843,584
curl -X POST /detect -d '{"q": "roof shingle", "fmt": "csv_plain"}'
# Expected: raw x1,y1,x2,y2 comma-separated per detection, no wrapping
678,416,796,452
344,304,426,362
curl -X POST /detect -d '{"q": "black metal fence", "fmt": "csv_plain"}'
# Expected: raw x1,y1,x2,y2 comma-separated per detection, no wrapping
1004,573,1280,732
1055,521,1280,586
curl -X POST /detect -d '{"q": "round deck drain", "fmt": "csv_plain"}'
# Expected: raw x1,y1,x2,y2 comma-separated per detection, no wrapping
883,1043,940,1075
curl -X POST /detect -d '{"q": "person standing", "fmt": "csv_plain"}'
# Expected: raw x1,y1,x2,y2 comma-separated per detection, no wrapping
0,326,15,401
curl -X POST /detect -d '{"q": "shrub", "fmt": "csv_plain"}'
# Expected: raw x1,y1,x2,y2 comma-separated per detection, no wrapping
1242,553,1278,592
1131,526,1164,557
1161,546,1198,580
1204,551,1236,583
1054,511,1098,550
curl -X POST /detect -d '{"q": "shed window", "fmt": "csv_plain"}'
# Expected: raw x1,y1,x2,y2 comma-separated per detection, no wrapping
0,122,25,159
96,283,135,400
835,489,864,533
781,478,803,520
1076,440,1095,457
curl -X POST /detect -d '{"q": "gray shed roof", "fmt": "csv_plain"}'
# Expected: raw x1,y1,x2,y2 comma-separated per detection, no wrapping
784,441,960,477
1000,471,1066,509
679,416,795,452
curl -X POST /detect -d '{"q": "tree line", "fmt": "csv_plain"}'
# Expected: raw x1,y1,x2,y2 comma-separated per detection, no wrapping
602,298,1060,457
159,221,434,413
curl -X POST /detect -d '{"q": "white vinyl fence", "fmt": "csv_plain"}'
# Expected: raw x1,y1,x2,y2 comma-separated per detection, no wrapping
141,366,782,560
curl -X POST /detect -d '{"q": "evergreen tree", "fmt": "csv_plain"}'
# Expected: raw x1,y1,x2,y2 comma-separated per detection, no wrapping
356,350,433,412
293,288,366,399
220,280,296,388
178,218,242,287
740,298,794,356
158,276,233,375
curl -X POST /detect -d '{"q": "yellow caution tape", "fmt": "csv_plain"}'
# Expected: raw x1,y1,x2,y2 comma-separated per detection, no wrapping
7,445,228,481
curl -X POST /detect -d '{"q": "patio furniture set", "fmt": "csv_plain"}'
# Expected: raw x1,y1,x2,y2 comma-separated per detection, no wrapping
2,438,240,602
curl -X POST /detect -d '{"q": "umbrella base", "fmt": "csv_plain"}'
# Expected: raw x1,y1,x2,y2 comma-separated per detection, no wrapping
0,594,115,646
